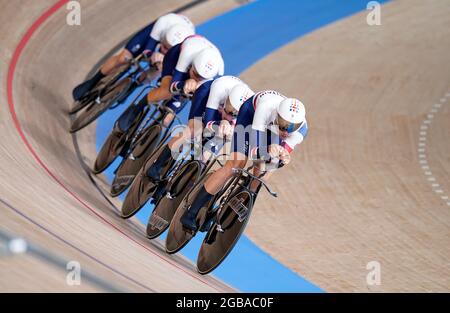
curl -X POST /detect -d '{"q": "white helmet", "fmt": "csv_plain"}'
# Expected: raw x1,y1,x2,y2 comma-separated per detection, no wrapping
277,98,306,133
228,84,254,112
193,48,223,80
164,24,195,48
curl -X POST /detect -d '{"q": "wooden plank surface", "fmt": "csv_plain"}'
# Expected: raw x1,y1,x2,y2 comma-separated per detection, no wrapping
241,0,450,292
0,0,238,293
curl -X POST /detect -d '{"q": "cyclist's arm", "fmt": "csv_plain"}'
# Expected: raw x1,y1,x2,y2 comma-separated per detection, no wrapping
249,104,272,160
169,70,190,94
249,129,271,161
142,38,159,57
206,76,244,128
147,44,180,102
203,108,223,132
142,14,172,56
170,39,197,92
189,82,211,119
203,83,225,132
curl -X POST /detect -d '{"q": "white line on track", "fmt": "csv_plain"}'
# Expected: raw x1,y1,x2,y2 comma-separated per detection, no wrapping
418,91,449,207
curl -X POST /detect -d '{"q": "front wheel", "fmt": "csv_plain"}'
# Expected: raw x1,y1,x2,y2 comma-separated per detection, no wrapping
165,172,215,254
196,189,254,275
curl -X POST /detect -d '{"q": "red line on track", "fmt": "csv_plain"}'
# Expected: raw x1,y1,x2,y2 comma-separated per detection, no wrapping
6,0,222,292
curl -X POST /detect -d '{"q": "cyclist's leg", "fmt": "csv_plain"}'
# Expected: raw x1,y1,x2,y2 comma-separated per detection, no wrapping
72,24,151,101
101,21,155,75
161,98,182,128
145,42,183,108
180,99,254,231
147,91,204,180
146,117,200,180
180,152,247,231
100,49,133,76
206,152,247,194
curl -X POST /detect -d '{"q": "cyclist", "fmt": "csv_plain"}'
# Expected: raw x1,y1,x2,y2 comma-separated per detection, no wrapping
146,75,254,182
103,35,224,148
72,13,195,101
180,90,309,231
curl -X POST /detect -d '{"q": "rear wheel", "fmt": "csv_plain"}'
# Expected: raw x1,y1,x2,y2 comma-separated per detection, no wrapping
70,77,133,133
92,106,148,175
69,93,96,115
110,124,162,197
165,172,215,254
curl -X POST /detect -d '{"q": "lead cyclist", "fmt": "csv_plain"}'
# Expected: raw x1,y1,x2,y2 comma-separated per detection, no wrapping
180,90,309,232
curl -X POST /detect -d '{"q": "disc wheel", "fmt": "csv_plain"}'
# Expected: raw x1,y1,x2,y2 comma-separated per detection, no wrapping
165,172,214,254
110,124,162,197
70,77,132,133
146,161,202,239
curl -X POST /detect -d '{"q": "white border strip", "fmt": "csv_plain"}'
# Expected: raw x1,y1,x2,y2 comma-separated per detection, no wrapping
418,92,450,207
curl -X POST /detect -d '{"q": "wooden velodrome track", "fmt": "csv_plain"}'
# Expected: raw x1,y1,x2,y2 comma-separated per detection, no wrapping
0,0,448,292
242,0,450,292
0,0,239,292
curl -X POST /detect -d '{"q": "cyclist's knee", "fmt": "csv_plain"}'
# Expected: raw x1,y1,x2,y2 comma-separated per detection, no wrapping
222,158,245,175
118,50,133,64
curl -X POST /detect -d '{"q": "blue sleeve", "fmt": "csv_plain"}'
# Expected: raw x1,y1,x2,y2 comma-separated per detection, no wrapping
143,37,159,55
204,108,221,125
299,122,309,138
251,130,271,160
161,44,181,78
188,82,211,120
172,69,189,84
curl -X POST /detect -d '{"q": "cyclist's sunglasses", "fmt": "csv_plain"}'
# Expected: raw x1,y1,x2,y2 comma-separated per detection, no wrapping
224,107,238,118
276,115,302,133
